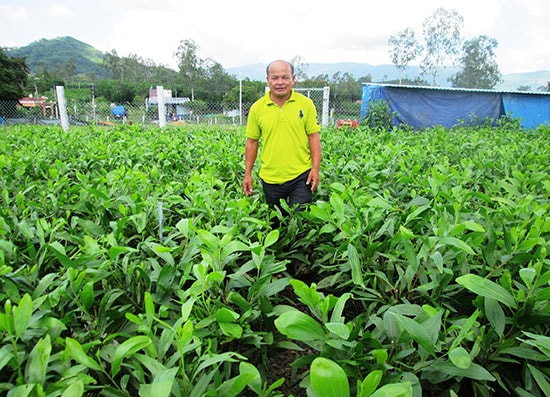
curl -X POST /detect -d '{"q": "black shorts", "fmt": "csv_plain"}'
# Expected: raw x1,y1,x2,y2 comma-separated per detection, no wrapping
261,169,312,210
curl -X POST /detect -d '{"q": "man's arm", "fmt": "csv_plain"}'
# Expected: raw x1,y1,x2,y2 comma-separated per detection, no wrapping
307,132,321,191
243,137,259,196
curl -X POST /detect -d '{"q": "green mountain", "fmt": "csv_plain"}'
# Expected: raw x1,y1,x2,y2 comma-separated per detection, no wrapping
7,36,106,78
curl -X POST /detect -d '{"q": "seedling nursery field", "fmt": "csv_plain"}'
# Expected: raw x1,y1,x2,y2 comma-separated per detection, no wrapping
0,122,549,397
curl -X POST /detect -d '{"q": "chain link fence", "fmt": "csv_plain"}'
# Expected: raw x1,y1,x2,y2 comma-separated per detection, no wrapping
0,87,362,128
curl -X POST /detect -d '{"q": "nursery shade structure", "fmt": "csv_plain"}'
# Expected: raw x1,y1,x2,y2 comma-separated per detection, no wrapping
360,83,550,129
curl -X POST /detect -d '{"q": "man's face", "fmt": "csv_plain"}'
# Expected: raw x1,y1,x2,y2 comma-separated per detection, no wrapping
266,61,295,100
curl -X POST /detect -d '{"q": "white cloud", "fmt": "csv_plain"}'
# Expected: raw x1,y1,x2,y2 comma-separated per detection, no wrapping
1,0,548,74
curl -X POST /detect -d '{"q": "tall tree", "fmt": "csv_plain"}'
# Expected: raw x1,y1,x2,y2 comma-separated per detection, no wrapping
420,8,464,86
0,48,28,100
388,27,422,84
175,39,204,101
449,35,502,89
291,55,309,81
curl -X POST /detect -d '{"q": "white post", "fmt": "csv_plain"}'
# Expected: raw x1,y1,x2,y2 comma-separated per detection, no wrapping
322,86,330,128
157,85,166,128
55,85,70,131
239,78,243,125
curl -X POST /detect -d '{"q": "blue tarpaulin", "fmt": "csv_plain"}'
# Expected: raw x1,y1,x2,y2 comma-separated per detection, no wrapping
111,105,126,118
360,84,550,129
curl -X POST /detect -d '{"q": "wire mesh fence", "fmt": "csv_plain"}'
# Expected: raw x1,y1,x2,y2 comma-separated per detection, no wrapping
0,89,362,128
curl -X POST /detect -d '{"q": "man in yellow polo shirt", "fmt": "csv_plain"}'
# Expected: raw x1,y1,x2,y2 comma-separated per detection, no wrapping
242,59,322,222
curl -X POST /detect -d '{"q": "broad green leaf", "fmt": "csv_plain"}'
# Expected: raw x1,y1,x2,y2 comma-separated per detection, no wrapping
221,240,249,261
370,382,412,397
219,322,243,338
347,243,365,287
330,292,351,324
139,367,179,397
519,268,536,288
391,312,436,356
499,346,548,361
433,361,496,381
462,221,486,233
14,293,33,338
195,352,244,374
368,197,394,211
6,384,34,397
61,380,84,397
527,363,550,396
263,229,280,248
144,291,155,325
80,281,95,311
439,236,475,255
217,372,256,397
65,338,103,372
371,349,388,365
0,345,14,372
197,229,218,251
484,298,505,337
456,274,517,309
358,370,383,397
238,362,262,395
216,307,239,323
111,335,152,376
290,279,320,308
519,332,550,356
310,357,350,397
325,322,350,339
47,242,74,267
274,310,326,342
26,334,51,384
109,246,137,259
449,346,471,369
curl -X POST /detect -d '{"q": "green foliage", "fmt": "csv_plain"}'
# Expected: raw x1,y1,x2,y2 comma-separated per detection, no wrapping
360,100,396,132
7,36,106,79
450,35,503,89
420,8,464,86
0,48,28,101
0,123,549,396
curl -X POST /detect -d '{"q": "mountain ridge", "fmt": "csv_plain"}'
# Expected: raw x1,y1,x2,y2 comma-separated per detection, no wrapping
6,36,549,91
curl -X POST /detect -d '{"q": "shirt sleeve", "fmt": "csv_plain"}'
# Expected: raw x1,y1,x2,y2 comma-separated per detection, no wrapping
305,99,320,134
246,103,261,139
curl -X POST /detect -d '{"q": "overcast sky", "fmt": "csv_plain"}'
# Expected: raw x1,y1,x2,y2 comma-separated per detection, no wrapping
1,0,548,75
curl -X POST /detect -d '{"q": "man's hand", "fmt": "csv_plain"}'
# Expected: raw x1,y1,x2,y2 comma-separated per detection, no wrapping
243,175,253,196
306,170,319,191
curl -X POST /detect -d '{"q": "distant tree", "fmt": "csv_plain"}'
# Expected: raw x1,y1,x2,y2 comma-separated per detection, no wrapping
291,55,309,81
450,35,502,89
102,50,123,80
175,39,205,101
517,85,531,92
222,79,264,110
200,58,235,101
420,8,464,85
388,27,423,84
0,47,28,100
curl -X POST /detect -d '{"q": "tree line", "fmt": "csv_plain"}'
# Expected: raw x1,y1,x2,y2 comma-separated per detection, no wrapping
2,7,546,108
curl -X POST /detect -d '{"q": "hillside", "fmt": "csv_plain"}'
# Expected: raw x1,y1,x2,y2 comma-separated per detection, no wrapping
7,36,106,78
5,36,549,91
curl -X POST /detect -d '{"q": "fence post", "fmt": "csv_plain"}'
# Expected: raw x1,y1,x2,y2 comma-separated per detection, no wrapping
322,86,330,127
55,86,70,131
157,85,166,128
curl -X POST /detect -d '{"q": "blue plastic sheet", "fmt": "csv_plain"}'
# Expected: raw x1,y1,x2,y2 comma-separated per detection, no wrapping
360,84,550,129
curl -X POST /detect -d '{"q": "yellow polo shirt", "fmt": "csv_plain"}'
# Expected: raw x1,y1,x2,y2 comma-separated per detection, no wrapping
246,90,320,184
